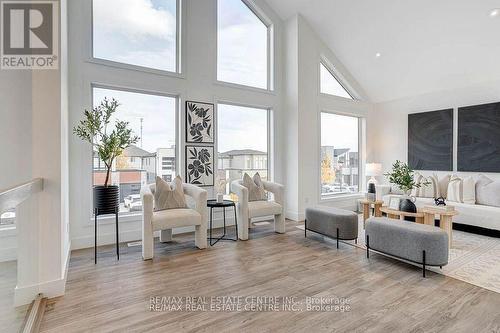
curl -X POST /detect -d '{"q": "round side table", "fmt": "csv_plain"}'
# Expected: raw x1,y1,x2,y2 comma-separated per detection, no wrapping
207,199,238,245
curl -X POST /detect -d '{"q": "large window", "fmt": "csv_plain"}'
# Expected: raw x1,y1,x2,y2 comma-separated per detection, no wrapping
321,112,360,196
92,87,176,213
217,0,269,89
320,63,353,99
92,0,178,72
217,104,269,194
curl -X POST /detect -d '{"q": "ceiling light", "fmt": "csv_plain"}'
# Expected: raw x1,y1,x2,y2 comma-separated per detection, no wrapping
490,9,500,17
375,52,381,58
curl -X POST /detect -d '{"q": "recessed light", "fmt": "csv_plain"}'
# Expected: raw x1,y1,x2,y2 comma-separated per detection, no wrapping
375,52,381,58
490,9,500,17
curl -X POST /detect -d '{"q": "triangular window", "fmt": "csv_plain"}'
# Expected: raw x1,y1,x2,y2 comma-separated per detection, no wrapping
320,63,353,99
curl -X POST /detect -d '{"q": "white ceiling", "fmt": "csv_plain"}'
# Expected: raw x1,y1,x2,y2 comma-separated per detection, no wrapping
266,0,500,102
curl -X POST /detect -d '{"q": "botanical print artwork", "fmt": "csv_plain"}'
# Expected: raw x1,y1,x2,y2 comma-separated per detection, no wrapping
186,101,214,143
185,146,214,186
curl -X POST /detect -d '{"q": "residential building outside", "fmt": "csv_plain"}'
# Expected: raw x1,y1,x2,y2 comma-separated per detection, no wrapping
218,149,268,194
321,146,359,195
93,144,176,213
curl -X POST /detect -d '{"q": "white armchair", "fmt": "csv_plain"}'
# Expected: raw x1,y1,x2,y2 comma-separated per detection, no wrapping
141,183,207,260
231,180,285,240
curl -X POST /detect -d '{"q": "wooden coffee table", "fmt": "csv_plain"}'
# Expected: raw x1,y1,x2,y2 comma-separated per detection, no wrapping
379,206,425,224
422,207,458,248
379,206,458,248
360,199,383,228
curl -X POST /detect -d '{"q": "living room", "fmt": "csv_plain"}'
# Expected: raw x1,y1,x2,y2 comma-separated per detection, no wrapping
0,0,499,332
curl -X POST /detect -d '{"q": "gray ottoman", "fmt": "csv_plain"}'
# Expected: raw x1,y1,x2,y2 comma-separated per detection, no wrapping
305,206,358,248
365,217,449,277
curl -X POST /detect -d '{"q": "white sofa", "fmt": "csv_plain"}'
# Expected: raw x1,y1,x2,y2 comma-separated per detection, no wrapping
231,179,285,240
141,183,207,260
376,185,500,231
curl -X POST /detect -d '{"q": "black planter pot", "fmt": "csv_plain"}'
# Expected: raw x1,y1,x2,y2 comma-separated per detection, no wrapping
399,197,417,222
93,185,119,215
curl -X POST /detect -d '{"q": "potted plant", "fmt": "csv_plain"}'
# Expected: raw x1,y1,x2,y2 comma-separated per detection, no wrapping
384,160,429,214
73,98,139,215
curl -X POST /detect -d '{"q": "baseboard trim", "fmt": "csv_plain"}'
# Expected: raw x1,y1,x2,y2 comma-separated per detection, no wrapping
14,241,71,306
286,210,304,222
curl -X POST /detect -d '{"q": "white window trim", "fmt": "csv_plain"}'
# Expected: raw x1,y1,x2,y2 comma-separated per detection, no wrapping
215,0,275,92
215,100,274,183
89,0,185,77
319,58,357,100
319,110,364,201
89,83,180,221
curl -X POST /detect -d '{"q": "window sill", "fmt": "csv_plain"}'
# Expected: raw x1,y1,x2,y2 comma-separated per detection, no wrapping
88,212,141,226
320,193,364,203
0,226,17,237
86,57,185,79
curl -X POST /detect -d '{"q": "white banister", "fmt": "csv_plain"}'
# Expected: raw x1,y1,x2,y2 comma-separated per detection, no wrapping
0,178,43,214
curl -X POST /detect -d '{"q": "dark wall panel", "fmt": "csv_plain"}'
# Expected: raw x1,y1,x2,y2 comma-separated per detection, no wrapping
408,109,453,171
458,102,500,172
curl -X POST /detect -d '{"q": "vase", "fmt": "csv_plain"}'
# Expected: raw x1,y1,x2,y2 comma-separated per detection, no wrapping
217,193,224,203
399,193,417,222
93,185,120,215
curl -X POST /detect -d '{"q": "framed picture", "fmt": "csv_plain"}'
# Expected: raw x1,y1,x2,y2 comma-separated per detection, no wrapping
408,109,453,171
185,145,214,186
185,101,214,143
458,102,500,172
389,197,400,210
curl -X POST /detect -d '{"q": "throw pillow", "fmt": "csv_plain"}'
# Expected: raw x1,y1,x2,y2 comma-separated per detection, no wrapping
447,175,476,204
419,174,439,198
154,176,187,211
462,176,476,205
475,175,500,207
243,173,267,201
447,175,462,203
437,174,451,199
411,173,423,197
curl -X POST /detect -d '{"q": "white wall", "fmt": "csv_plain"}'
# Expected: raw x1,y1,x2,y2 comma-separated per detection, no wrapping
283,15,373,220
0,0,70,305
0,71,32,262
68,0,285,249
369,80,500,182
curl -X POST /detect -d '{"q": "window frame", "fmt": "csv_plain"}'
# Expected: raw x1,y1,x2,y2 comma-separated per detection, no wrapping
319,111,363,200
216,101,273,185
90,83,180,218
90,0,184,77
215,0,275,92
319,60,356,100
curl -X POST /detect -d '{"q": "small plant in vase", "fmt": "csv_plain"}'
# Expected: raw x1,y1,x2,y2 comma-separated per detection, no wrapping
384,160,429,214
73,98,139,214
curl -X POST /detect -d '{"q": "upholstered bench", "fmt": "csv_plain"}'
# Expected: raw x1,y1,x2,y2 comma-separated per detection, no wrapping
304,206,358,248
365,217,449,277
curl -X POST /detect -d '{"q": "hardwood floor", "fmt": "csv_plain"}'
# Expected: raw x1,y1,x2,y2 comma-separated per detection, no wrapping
40,221,500,333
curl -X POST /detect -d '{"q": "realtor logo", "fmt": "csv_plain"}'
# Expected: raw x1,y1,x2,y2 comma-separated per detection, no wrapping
1,0,58,69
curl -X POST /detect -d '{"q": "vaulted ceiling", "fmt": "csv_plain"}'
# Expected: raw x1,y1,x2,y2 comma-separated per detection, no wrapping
266,0,500,102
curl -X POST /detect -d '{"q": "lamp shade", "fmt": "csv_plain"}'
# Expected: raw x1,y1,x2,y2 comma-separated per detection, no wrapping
366,163,382,177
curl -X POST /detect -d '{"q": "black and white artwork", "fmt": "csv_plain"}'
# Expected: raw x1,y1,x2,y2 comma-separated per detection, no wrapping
408,109,453,171
185,101,214,143
458,102,500,172
185,145,214,186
